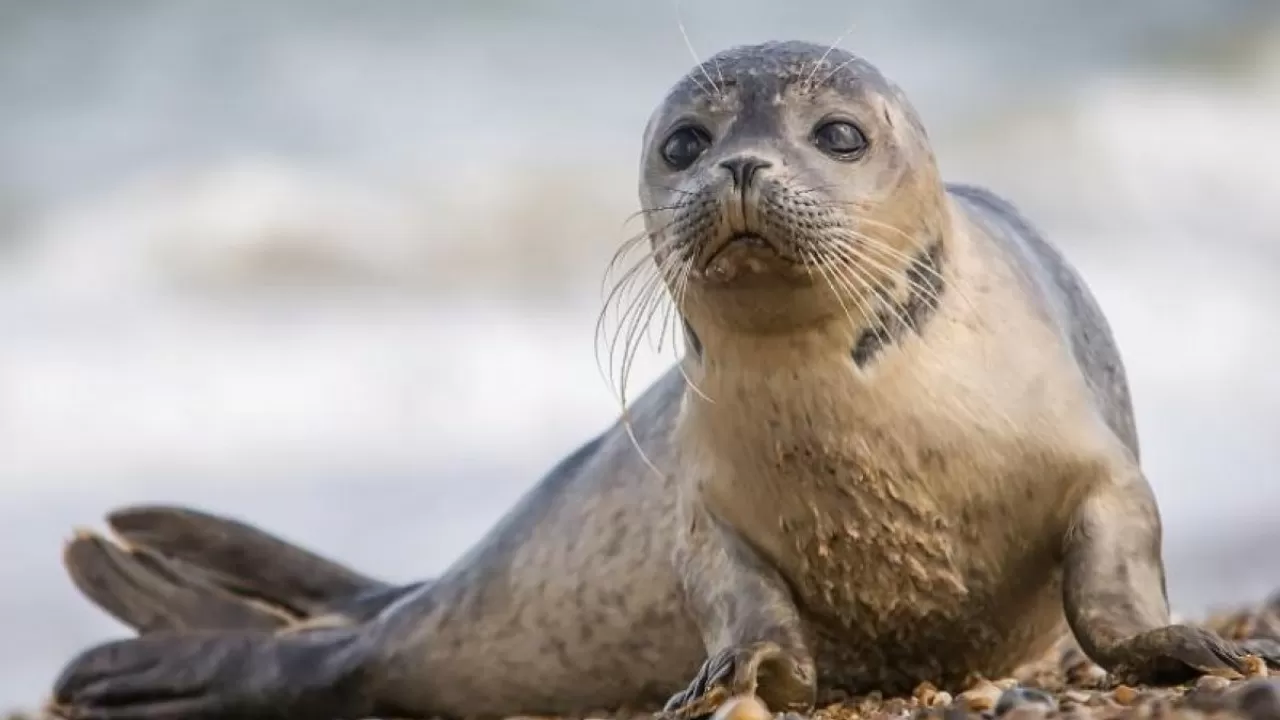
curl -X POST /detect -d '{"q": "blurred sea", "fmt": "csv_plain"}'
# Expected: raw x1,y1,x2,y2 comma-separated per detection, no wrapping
3,0,1280,709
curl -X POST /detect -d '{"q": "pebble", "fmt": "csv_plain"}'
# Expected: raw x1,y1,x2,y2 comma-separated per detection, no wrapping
912,683,941,706
1232,679,1280,720
1112,685,1139,706
958,681,1003,712
910,682,953,710
995,687,1059,716
710,695,772,720
1194,675,1232,693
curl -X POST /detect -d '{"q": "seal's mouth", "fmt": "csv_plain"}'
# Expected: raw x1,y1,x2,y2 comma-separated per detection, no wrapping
697,232,805,285
702,233,774,266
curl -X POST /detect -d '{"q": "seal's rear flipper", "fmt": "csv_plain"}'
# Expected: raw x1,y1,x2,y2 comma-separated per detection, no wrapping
105,505,385,617
50,627,379,720
63,532,293,632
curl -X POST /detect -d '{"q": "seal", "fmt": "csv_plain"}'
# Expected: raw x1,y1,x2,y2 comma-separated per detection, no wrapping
48,40,1280,720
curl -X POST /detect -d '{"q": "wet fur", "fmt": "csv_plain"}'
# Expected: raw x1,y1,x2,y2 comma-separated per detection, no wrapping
51,41,1278,720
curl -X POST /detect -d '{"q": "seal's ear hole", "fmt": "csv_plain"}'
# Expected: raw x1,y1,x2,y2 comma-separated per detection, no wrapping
882,104,895,129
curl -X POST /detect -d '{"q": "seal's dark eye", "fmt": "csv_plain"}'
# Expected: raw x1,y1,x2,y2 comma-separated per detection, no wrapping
661,126,712,170
812,120,868,160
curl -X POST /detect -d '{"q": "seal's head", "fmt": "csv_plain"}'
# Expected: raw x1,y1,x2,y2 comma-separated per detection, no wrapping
638,41,949,336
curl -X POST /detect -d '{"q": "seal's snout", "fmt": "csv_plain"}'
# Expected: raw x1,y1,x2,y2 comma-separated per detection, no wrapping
689,153,792,280
719,156,773,190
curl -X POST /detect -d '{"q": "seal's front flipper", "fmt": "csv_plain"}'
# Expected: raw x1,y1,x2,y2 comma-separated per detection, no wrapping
106,504,384,617
664,506,815,718
49,628,375,720
63,532,291,633
663,641,812,719
1062,467,1275,684
1099,625,1249,682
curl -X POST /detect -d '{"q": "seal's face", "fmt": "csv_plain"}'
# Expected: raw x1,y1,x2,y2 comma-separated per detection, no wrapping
638,41,947,332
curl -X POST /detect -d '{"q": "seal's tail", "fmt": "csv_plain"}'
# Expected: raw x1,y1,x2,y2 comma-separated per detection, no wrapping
63,505,389,634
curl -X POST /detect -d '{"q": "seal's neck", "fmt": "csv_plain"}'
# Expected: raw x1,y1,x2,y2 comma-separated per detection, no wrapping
849,235,946,369
679,232,949,378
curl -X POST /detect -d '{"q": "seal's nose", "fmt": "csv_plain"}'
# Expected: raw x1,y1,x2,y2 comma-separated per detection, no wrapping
718,156,772,190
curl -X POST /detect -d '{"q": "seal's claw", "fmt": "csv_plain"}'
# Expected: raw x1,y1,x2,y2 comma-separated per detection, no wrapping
1108,625,1249,685
663,642,814,719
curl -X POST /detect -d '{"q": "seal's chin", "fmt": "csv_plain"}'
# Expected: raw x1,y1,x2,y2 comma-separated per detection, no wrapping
698,233,803,285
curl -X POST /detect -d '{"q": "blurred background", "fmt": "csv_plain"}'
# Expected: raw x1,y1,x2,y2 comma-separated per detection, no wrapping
3,0,1280,710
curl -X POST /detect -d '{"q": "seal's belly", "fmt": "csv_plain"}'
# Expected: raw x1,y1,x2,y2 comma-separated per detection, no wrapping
711,443,1073,695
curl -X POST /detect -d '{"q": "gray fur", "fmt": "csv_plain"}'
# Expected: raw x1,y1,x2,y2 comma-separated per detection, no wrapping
948,183,1140,457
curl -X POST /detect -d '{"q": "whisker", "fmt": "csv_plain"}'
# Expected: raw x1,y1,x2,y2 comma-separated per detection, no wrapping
824,250,886,332
829,242,1001,430
825,240,924,338
830,224,976,315
804,246,865,336
829,234,945,311
673,0,722,97
616,244,687,384
595,234,685,397
610,248,691,478
815,54,862,91
600,214,686,294
821,247,981,428
823,244,983,418
667,254,714,404
645,184,701,197
797,206,960,307
816,246,900,352
801,19,860,93
615,205,689,243
616,251,680,359
792,183,844,197
599,236,660,302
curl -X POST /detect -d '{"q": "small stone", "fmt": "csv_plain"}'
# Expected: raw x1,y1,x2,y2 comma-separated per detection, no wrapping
1111,684,1139,705
958,681,1003,712
711,695,772,720
1195,675,1233,693
930,692,953,709
1233,678,1280,720
913,682,940,705
994,687,1057,716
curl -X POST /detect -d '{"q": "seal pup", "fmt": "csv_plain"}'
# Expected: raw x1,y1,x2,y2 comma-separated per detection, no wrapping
49,40,1280,720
